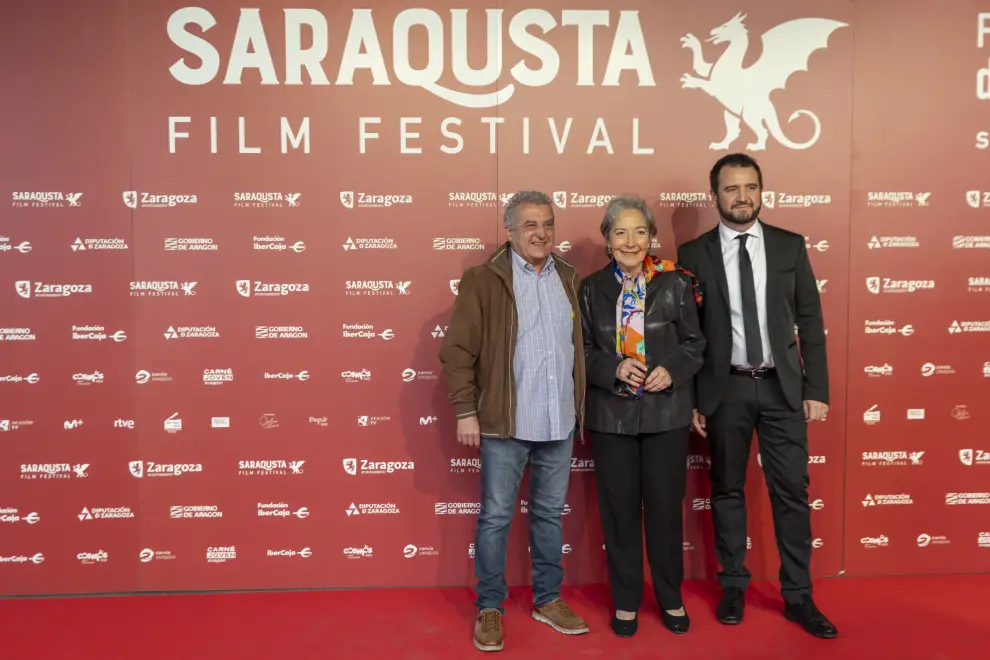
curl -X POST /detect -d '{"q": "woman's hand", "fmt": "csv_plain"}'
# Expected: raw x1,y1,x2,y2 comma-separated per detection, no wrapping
615,358,647,388
643,366,672,392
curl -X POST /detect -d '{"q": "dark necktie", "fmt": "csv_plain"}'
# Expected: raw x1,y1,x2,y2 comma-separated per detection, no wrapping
737,234,763,367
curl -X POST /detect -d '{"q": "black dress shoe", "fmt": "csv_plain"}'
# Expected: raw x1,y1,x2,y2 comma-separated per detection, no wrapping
661,608,690,634
717,587,745,625
611,614,638,637
784,598,838,639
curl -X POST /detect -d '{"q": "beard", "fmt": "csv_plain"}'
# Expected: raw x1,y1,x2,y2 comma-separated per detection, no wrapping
716,198,761,226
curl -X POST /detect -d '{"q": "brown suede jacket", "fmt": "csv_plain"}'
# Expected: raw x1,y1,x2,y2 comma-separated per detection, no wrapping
438,242,586,438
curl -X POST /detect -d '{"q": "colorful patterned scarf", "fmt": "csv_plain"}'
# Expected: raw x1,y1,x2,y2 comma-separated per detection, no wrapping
613,255,703,398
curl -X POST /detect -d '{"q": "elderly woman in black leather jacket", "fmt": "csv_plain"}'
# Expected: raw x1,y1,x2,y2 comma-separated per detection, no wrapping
578,194,705,638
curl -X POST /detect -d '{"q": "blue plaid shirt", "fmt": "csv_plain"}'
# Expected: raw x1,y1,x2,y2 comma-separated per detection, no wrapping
510,248,575,442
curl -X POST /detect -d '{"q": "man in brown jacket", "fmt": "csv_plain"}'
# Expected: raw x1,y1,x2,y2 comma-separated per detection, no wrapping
439,190,589,652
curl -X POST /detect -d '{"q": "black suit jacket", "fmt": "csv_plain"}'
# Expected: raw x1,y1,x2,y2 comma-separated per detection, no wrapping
578,263,705,435
676,221,828,416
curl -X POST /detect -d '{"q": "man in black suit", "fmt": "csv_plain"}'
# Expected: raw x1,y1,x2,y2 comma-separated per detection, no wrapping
676,153,837,639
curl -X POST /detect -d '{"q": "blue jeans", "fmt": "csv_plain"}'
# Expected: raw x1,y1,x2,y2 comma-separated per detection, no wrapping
474,430,574,613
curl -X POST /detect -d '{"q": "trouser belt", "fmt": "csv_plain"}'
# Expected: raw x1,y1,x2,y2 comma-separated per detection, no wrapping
730,366,776,379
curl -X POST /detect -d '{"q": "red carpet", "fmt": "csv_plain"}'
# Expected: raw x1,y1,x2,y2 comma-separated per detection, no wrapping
2,577,988,659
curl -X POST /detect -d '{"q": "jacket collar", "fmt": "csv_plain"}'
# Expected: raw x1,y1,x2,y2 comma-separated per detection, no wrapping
593,258,666,301
705,219,781,310
486,241,576,287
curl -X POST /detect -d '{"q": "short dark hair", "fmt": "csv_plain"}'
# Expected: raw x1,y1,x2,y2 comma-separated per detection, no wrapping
709,153,763,194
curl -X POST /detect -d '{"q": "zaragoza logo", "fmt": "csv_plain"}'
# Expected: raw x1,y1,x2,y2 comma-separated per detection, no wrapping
679,13,847,151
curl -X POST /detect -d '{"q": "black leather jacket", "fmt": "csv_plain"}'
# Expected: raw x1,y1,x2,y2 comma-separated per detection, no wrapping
578,263,706,436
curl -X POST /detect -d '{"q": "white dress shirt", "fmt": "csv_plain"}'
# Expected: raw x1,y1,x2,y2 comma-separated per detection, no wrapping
719,221,774,369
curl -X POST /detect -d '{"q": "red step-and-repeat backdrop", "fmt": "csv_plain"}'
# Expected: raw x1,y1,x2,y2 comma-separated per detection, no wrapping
2,0,988,597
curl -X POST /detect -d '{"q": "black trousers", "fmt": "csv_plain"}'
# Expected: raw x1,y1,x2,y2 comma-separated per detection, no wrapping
590,427,690,612
707,372,813,604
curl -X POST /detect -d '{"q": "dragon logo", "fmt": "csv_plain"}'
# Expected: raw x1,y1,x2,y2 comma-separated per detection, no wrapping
679,13,848,151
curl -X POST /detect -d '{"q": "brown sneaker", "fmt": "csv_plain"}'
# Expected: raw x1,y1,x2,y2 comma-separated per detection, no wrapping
532,598,590,635
474,609,504,652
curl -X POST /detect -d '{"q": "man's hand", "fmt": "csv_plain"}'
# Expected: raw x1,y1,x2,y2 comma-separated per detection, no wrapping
644,366,672,392
456,415,481,448
616,358,647,388
804,400,829,422
691,409,707,437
